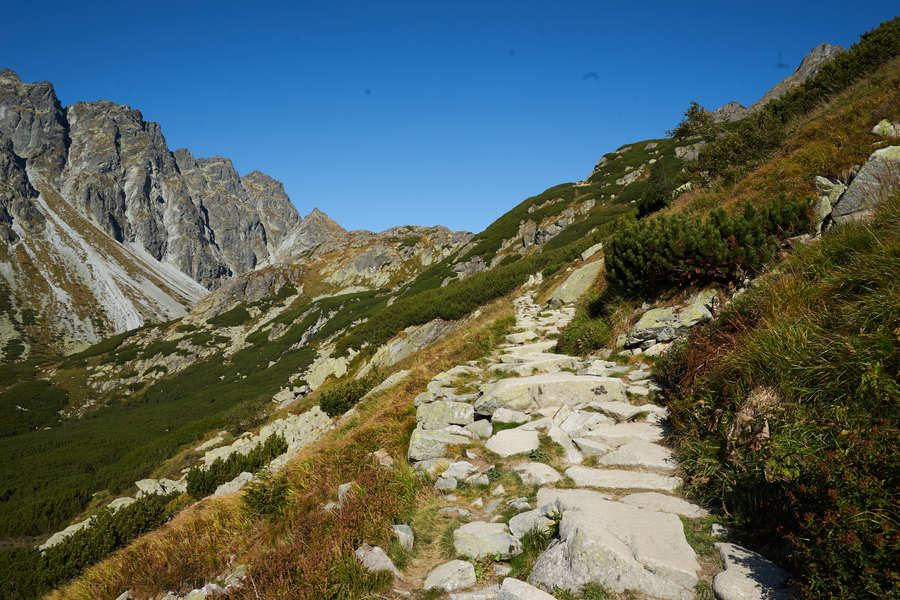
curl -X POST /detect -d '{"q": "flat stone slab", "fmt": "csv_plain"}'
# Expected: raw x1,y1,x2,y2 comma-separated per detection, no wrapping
506,330,539,344
590,400,659,422
713,543,794,600
498,577,556,600
450,585,500,600
508,508,557,539
492,408,530,424
417,400,475,430
547,260,604,305
565,466,682,492
548,426,583,464
535,487,612,514
513,462,562,486
425,559,477,592
501,341,557,354
408,428,471,461
572,436,614,457
485,429,539,457
354,544,403,579
581,422,665,445
528,499,699,600
454,521,523,559
620,492,708,518
476,374,626,415
597,440,677,470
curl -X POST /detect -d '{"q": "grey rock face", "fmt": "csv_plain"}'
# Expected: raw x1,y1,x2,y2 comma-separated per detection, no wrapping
712,543,793,600
354,543,403,579
0,136,43,242
831,146,900,222
425,559,476,592
0,69,69,178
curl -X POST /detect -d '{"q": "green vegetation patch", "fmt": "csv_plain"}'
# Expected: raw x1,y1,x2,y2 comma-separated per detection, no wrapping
655,193,900,598
0,379,67,438
186,433,287,498
606,196,810,296
207,305,252,327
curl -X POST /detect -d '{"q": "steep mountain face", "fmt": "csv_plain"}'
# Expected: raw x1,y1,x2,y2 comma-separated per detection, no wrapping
711,42,845,122
0,68,474,357
0,69,306,355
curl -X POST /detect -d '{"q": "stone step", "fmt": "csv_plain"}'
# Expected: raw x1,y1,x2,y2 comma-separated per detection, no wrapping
475,374,627,415
565,466,682,491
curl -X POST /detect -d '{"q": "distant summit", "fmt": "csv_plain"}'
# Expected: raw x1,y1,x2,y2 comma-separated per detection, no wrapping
711,42,845,122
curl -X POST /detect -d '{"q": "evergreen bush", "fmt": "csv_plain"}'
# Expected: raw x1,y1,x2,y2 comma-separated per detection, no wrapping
186,433,287,498
606,196,810,296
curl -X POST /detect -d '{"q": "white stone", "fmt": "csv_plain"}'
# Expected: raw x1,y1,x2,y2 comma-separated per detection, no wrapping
486,429,539,457
597,441,677,470
528,499,699,599
424,559,476,592
565,466,682,491
508,509,556,539
408,428,471,461
392,524,414,552
498,577,556,600
475,374,627,415
620,493,708,518
548,426,583,464
512,462,562,486
417,400,475,430
450,585,500,600
355,544,403,579
492,408,530,424
712,543,793,600
453,521,523,559
212,471,254,497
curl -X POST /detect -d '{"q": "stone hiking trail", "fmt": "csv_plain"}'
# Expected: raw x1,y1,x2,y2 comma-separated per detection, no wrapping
371,291,793,600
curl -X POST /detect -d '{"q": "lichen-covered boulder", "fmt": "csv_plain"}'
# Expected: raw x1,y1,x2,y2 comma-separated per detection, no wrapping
832,146,900,222
453,522,523,559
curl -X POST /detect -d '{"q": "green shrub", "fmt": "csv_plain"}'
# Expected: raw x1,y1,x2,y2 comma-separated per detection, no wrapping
319,373,382,418
606,196,810,296
186,433,288,498
207,305,252,327
242,469,289,518
554,293,612,356
656,194,900,598
668,101,718,139
0,379,67,438
0,492,176,599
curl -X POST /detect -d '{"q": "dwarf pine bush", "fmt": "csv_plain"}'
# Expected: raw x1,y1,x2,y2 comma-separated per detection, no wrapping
606,196,809,296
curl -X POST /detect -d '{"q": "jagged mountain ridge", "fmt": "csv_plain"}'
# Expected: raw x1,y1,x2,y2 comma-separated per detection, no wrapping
711,42,846,122
0,68,472,356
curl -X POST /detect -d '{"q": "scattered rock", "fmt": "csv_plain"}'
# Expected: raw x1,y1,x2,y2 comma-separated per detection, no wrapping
212,471,254,497
338,482,356,505
466,419,493,439
711,523,729,537
492,408,530,424
417,400,475,430
872,119,898,137
565,466,681,491
486,429,539,457
454,522,523,559
712,543,793,600
450,585,501,600
498,577,556,600
408,428,470,461
512,462,562,486
424,559,477,592
355,543,404,579
832,146,900,223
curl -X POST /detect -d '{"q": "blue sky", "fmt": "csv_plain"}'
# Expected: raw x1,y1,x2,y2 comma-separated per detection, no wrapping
3,2,897,232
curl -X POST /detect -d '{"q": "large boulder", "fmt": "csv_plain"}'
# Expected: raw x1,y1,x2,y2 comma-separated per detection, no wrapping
354,543,403,579
498,577,556,600
453,522,523,559
528,499,699,600
831,146,900,223
547,260,604,306
475,374,626,415
424,559,476,592
485,429,539,457
624,290,716,349
417,400,475,430
712,543,793,600
408,428,470,461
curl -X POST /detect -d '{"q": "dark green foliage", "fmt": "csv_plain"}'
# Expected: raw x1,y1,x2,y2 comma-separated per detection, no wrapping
0,492,176,599
242,469,289,518
139,339,188,360
186,433,287,498
274,283,298,301
207,305,252,327
0,379,67,438
637,156,685,217
696,17,900,181
668,101,718,139
3,337,25,361
656,194,900,598
554,292,613,356
319,373,382,417
60,330,133,367
606,196,810,296
142,365,169,377
175,323,198,333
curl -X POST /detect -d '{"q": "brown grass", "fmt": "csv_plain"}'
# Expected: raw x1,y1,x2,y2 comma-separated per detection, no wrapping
48,299,514,600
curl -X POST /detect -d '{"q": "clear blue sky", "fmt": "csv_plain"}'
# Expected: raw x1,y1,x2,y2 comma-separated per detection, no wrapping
3,2,897,232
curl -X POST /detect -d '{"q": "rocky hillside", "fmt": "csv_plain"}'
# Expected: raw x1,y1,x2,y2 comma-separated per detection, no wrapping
2,16,898,600
0,68,473,357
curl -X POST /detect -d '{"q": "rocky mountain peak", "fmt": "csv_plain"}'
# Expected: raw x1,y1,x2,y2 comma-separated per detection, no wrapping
0,68,21,83
710,42,846,123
